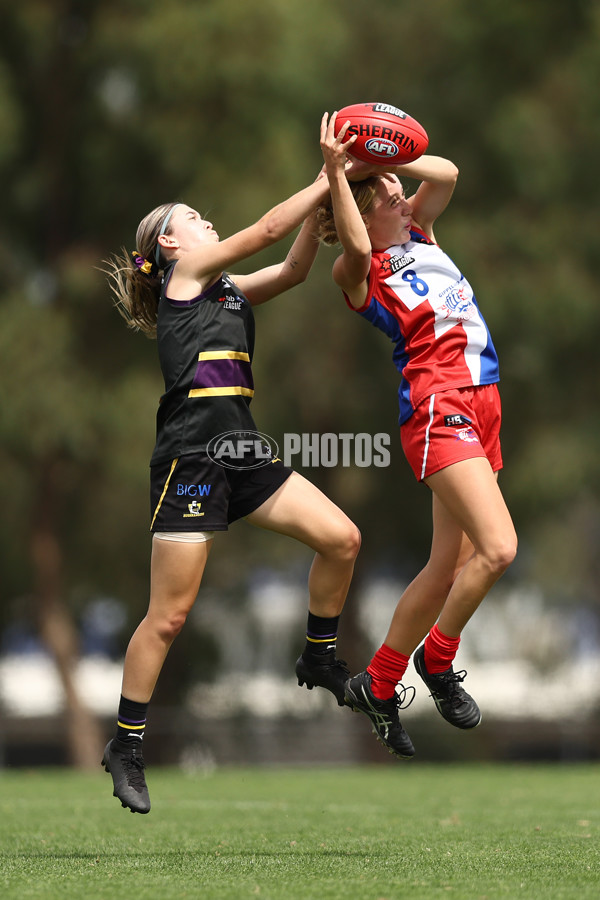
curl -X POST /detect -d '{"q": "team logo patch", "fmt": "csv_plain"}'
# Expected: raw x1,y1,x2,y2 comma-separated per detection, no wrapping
183,500,205,518
436,280,474,320
455,427,479,444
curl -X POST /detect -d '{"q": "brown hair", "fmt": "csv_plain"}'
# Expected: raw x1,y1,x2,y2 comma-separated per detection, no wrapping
104,201,180,338
315,177,380,246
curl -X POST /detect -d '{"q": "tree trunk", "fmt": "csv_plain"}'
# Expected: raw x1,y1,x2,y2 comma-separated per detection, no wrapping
31,455,104,769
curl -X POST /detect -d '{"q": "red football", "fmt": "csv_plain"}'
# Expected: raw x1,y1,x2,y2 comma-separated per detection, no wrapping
334,102,428,165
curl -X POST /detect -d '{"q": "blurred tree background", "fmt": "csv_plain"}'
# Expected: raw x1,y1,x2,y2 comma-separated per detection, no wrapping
1,0,599,765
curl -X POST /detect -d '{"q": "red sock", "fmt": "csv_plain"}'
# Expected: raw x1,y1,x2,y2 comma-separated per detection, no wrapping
423,623,461,674
367,643,410,699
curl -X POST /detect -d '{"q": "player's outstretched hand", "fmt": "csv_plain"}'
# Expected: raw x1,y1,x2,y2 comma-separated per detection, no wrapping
320,112,379,182
320,111,355,171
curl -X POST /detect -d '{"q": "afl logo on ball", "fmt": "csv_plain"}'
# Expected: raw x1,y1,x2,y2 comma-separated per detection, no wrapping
365,138,399,158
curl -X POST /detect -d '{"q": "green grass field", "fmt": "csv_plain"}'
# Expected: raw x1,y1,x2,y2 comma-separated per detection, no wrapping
1,763,598,899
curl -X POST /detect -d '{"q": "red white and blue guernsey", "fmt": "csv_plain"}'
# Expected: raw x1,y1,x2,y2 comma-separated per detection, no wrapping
347,227,499,424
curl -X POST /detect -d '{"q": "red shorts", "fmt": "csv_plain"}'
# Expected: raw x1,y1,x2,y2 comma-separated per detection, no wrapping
400,384,503,481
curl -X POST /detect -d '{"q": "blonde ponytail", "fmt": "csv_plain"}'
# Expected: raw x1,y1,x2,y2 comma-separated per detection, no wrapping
103,202,180,338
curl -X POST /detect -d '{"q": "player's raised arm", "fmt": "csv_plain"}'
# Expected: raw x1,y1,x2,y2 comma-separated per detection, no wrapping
394,156,459,240
320,112,373,308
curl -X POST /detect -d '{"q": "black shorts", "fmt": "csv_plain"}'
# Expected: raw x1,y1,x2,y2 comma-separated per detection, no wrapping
150,453,293,532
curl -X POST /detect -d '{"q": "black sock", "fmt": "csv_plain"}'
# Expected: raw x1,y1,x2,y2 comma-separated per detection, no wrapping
116,695,148,744
303,612,340,663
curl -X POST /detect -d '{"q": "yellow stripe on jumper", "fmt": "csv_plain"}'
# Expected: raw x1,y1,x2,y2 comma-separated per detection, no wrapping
197,350,250,361
188,386,254,398
150,457,178,530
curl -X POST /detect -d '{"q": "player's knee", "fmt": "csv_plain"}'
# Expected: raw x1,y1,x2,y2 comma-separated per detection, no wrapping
332,521,362,562
156,610,189,643
486,534,517,577
348,523,362,559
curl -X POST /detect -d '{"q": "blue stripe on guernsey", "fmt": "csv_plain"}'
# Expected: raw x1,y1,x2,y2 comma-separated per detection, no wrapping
360,296,402,343
359,297,413,423
469,299,498,384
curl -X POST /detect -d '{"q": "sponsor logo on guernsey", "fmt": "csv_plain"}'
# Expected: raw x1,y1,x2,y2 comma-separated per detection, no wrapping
444,415,472,428
183,500,205,518
380,253,415,275
218,294,243,310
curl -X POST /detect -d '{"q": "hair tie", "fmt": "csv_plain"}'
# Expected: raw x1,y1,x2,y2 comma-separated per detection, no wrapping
131,252,158,277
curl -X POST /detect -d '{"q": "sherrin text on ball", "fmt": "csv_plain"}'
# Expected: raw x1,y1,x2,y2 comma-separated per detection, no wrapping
335,102,428,165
